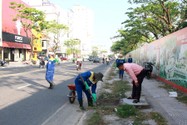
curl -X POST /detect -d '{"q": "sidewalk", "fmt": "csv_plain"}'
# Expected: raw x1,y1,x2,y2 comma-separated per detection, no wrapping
8,61,29,67
141,77,187,125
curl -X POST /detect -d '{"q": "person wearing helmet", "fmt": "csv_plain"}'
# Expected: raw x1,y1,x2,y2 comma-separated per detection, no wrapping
74,71,104,110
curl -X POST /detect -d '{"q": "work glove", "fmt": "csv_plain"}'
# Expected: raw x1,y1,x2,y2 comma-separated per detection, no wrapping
84,81,90,90
92,93,97,102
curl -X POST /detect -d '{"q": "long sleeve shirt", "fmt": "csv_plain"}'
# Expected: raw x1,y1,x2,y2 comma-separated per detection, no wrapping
123,63,143,82
77,71,97,93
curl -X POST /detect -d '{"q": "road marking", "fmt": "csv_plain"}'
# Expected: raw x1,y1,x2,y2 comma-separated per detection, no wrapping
41,102,69,125
0,69,43,78
17,84,32,89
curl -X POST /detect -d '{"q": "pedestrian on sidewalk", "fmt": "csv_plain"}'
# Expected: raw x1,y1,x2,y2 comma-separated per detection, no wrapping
45,52,56,89
74,71,104,110
117,62,148,103
127,55,133,63
116,55,126,80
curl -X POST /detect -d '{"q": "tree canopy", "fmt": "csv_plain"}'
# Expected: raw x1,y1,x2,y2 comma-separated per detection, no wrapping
111,0,187,54
64,39,81,56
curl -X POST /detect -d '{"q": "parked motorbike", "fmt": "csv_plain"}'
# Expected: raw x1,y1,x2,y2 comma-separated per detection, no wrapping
143,62,154,79
0,60,7,67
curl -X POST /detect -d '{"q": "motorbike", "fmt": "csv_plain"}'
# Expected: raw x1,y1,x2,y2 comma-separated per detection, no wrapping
39,59,45,68
0,60,7,67
76,61,82,71
143,62,154,79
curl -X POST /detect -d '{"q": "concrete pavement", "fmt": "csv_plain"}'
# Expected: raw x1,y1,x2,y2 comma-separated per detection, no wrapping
141,78,187,125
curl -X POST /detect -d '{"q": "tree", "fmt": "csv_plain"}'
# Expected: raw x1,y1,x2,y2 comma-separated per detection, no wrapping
111,0,187,54
9,2,47,59
64,39,81,57
45,20,68,54
91,46,99,57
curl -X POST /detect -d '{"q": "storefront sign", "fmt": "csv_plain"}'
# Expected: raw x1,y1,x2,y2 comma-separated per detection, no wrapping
2,32,30,44
15,35,23,43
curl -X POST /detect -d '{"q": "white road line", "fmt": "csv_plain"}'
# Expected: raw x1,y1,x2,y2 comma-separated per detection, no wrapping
41,102,68,125
17,84,32,89
0,69,43,78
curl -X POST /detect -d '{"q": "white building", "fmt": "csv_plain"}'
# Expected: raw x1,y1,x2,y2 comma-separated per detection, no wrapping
22,0,67,57
22,1,94,58
68,5,94,57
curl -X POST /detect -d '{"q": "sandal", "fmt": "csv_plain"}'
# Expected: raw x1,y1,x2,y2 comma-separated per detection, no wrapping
127,97,133,99
133,99,139,103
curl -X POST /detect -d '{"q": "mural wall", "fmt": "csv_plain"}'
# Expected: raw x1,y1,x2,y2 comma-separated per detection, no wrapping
129,27,187,88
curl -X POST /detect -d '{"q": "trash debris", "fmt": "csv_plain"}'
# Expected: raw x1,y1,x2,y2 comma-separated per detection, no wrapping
114,108,117,112
169,91,177,97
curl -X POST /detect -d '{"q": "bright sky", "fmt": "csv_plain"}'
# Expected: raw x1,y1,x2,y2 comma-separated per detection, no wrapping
50,0,133,51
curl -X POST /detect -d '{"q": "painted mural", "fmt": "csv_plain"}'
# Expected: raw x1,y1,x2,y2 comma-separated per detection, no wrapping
129,28,187,88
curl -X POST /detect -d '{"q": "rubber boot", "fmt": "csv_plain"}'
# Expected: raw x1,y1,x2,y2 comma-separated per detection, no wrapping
48,82,54,89
88,98,93,107
78,99,85,110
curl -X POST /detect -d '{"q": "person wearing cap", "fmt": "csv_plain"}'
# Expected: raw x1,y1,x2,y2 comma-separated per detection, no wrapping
45,52,56,89
117,62,148,103
74,71,104,110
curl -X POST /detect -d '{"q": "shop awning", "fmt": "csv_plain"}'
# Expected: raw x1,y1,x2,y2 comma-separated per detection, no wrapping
2,41,31,49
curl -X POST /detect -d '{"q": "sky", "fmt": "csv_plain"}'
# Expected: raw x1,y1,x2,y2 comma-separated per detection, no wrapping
50,0,133,51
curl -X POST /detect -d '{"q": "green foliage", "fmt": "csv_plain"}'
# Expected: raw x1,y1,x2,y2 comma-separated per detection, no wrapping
116,104,137,118
64,39,81,56
91,46,99,56
46,20,68,34
45,20,68,53
150,112,167,125
111,0,187,55
86,112,105,125
112,80,131,98
9,2,46,36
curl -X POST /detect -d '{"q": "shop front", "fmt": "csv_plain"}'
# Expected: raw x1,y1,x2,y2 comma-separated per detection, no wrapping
1,32,31,61
2,0,32,62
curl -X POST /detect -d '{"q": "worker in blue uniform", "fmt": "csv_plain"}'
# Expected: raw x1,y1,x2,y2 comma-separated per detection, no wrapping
74,71,104,110
116,56,126,79
45,52,56,89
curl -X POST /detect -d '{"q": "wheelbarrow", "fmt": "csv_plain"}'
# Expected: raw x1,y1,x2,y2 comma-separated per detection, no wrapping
67,84,76,104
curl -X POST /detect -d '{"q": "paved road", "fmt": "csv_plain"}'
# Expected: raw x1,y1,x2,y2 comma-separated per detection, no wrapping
0,61,110,125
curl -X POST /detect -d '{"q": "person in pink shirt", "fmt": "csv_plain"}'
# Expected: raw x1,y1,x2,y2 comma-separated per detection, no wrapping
117,62,148,103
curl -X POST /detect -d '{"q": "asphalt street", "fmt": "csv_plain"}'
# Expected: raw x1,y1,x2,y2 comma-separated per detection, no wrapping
0,61,110,125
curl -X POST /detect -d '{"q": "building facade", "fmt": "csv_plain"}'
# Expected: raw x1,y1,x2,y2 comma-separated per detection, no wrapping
1,0,31,62
68,5,94,57
0,0,2,50
22,0,67,57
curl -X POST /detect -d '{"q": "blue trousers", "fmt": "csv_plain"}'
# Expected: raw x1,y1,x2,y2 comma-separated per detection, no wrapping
75,78,92,101
45,71,54,84
119,70,124,79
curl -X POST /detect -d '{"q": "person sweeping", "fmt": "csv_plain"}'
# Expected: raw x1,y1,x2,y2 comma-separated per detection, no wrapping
74,71,104,110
